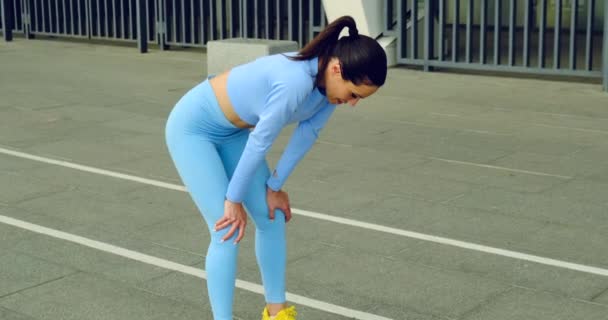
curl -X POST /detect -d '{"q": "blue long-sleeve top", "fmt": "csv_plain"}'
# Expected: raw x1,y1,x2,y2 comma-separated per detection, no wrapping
224,53,336,203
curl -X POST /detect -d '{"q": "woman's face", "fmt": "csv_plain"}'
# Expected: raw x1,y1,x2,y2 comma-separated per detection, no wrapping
322,58,379,106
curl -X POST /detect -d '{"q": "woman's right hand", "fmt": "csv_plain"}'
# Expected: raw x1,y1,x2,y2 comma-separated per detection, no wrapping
214,200,248,244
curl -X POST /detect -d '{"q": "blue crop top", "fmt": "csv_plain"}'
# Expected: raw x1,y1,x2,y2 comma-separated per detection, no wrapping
224,53,336,203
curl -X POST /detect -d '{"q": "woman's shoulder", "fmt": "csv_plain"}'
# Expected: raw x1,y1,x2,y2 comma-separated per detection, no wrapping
263,55,315,88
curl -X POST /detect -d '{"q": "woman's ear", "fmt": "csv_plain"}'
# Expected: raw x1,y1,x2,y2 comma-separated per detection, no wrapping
329,58,341,75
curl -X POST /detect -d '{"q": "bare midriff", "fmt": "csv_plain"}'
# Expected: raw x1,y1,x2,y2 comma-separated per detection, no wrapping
209,71,255,129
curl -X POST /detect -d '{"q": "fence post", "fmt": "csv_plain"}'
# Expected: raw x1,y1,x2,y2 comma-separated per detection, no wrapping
136,0,147,53
1,0,13,41
603,1,608,92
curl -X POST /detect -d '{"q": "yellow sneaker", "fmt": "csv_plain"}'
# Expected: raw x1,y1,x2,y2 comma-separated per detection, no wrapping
261,306,297,320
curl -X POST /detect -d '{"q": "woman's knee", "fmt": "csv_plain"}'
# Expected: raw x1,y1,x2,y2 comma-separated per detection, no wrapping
250,208,286,232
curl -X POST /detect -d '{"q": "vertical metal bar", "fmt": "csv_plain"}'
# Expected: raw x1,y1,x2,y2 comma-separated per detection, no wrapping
480,0,486,64
265,0,268,38
33,0,38,33
2,0,14,41
466,0,472,63
112,0,116,37
181,0,185,42
276,0,279,39
397,0,403,60
9,0,14,31
157,0,162,47
120,0,124,38
308,0,312,43
103,0,109,37
424,0,430,70
190,0,193,43
9,0,14,30
50,0,54,33
288,0,292,41
319,0,324,29
19,0,23,31
17,0,22,32
46,0,50,32
96,0,100,36
411,0,417,59
523,0,530,67
145,0,149,41
438,0,444,61
255,0,258,38
508,0,515,66
70,0,75,35
199,0,203,44
219,0,224,38
62,0,66,33
400,0,406,59
603,0,608,91
298,0,302,46
136,0,146,52
428,0,434,65
171,0,175,41
226,0,235,37
65,0,70,35
128,0,133,39
19,0,29,39
554,0,562,69
76,0,80,35
234,0,239,38
239,0,249,38
209,0,214,40
24,0,32,37
452,0,459,62
42,0,46,32
538,0,546,67
585,0,594,70
86,0,91,37
569,0,578,69
494,0,501,65
385,0,392,30
55,0,60,33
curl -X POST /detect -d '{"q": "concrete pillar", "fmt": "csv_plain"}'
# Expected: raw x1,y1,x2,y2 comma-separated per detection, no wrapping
206,38,298,75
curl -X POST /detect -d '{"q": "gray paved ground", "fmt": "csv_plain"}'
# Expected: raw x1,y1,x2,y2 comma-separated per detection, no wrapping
1,38,608,320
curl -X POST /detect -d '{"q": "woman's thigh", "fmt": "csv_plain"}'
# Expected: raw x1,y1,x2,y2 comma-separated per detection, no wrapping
167,135,227,230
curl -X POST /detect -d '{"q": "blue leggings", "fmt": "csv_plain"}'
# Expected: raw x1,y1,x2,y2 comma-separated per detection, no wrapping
165,78,287,320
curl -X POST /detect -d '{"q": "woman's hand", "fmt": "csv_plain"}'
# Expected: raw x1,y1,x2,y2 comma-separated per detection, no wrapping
266,187,292,222
214,200,248,244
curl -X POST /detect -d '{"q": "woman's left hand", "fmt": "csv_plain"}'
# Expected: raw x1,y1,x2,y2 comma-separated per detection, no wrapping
266,187,292,222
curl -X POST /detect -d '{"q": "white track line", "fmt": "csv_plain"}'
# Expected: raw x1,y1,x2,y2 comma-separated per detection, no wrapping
428,157,573,180
1,146,607,278
0,215,392,320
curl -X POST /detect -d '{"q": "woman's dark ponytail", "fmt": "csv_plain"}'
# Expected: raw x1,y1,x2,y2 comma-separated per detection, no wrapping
290,15,387,87
291,16,358,61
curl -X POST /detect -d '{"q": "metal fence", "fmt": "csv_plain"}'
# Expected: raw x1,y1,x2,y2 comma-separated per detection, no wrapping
1,0,607,90
1,0,26,37
0,0,326,48
159,0,326,49
385,0,607,81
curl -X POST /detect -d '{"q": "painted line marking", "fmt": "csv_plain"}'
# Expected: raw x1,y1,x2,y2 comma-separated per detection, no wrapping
2,147,607,278
428,157,573,180
0,215,392,320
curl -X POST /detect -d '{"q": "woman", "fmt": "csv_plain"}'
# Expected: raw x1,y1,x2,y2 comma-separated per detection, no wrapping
165,15,387,320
